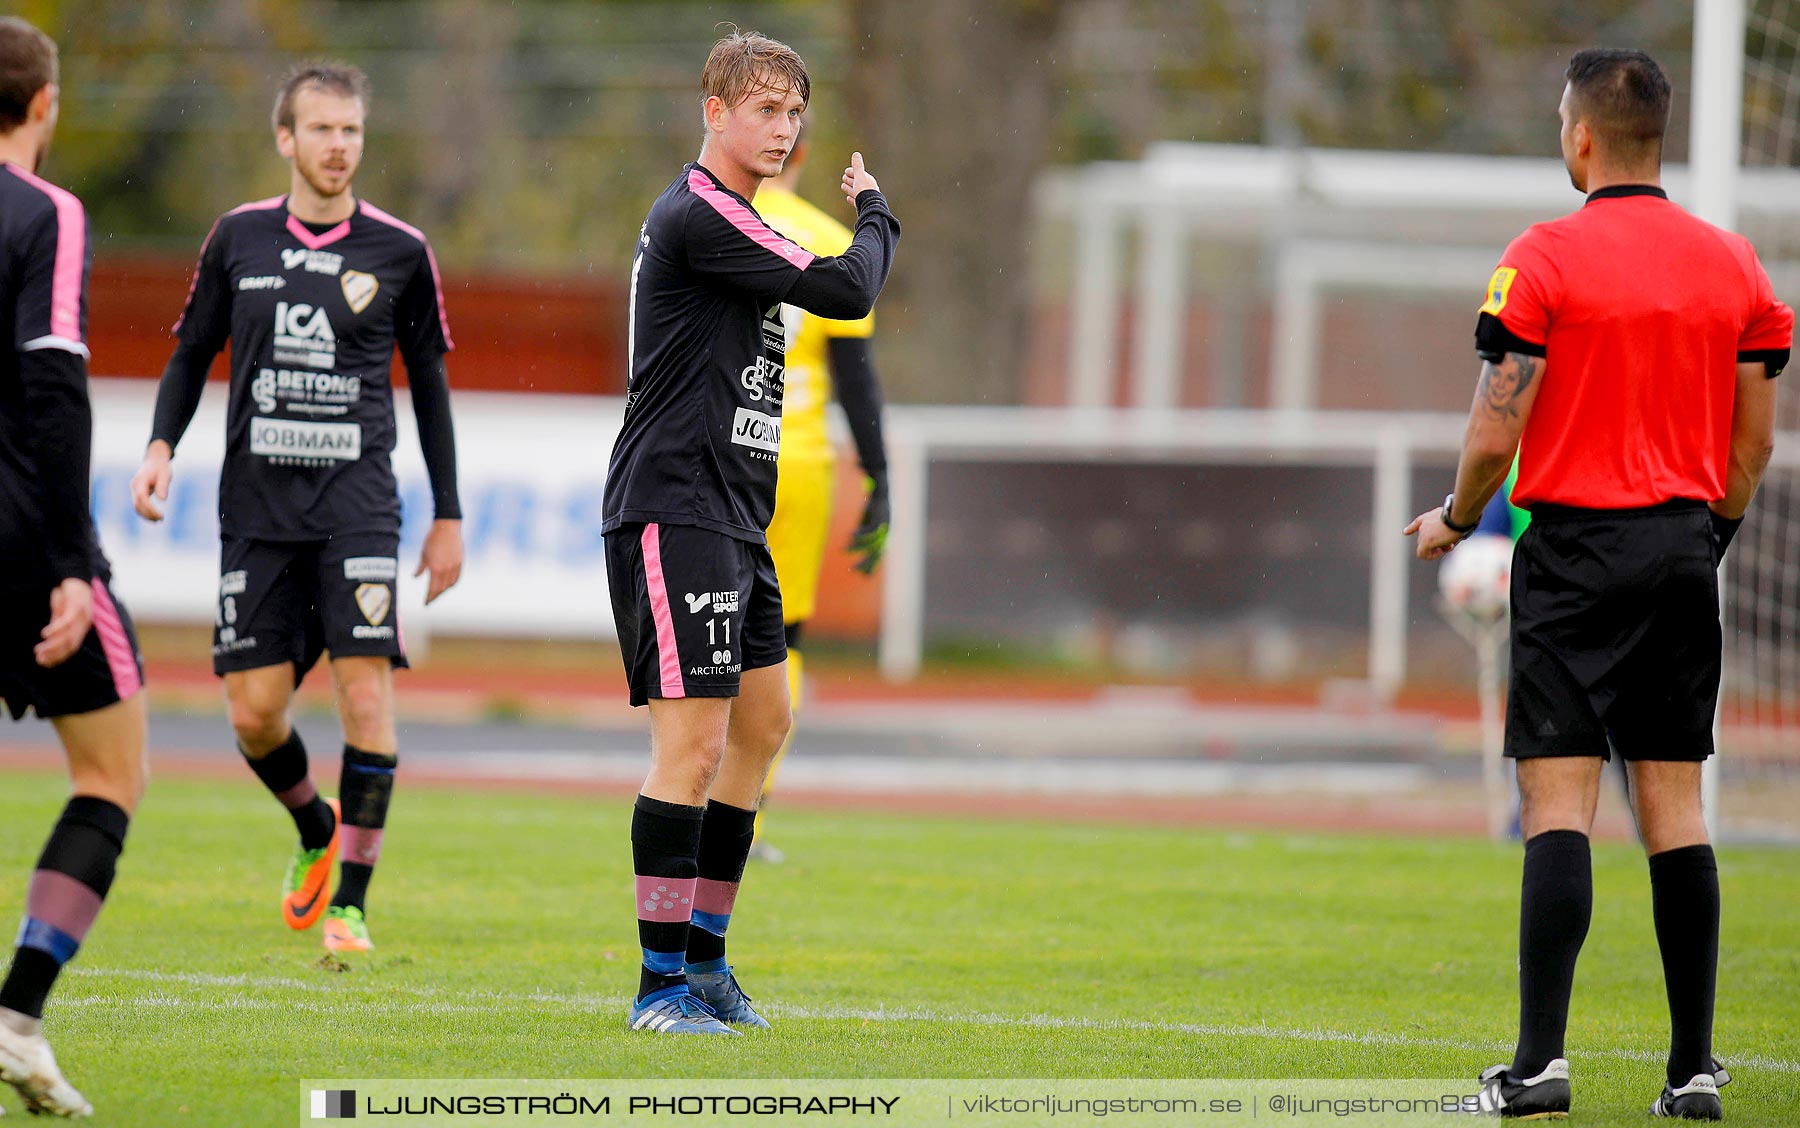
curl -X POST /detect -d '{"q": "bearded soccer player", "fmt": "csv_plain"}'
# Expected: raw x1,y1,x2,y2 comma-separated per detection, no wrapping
604,30,898,1034
1406,49,1790,1120
130,63,462,955
748,125,892,863
0,17,149,1117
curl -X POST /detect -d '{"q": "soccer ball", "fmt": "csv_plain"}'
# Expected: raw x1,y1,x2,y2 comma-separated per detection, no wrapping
1438,533,1513,622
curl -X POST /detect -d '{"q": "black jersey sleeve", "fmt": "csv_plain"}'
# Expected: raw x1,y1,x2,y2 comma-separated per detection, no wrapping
152,220,234,451
13,206,97,581
404,351,461,520
20,349,95,581
828,336,888,480
173,219,233,351
785,190,901,321
394,242,453,362
681,183,815,305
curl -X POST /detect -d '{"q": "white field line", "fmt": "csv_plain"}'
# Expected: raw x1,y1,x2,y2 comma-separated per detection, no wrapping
66,968,1800,1075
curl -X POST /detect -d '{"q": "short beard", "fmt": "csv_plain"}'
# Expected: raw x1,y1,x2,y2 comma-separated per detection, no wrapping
298,159,354,200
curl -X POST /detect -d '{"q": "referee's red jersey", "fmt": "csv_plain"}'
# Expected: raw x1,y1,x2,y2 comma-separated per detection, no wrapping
1478,185,1793,510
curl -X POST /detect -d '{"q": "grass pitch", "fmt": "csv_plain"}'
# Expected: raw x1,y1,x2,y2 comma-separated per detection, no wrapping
0,769,1795,1125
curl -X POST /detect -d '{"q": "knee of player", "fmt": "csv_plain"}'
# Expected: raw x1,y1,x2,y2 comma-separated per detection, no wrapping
336,675,393,736
227,695,289,749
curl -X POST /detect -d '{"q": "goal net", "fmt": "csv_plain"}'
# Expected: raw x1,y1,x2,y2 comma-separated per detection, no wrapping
1721,1,1800,812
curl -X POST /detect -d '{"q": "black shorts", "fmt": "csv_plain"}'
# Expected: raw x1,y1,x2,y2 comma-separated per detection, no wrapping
213,533,410,681
605,522,786,707
1506,500,1720,762
1,575,144,721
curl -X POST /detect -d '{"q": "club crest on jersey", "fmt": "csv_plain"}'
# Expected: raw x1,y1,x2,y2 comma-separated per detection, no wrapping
1480,267,1518,315
340,270,379,314
354,583,392,626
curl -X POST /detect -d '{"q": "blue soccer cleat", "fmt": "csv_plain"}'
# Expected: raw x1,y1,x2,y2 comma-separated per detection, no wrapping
687,966,771,1029
626,985,739,1035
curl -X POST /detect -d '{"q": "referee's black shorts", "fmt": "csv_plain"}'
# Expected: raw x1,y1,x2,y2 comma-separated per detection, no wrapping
1506,499,1721,762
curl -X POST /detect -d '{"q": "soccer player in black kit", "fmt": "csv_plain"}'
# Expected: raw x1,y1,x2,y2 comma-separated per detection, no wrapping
0,16,148,1117
604,30,898,1035
130,63,462,955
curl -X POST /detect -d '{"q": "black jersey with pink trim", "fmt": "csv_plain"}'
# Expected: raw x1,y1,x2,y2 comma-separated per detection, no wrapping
162,197,453,540
603,162,898,542
0,161,108,583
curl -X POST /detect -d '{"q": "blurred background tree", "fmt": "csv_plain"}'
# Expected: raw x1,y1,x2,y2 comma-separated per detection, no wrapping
27,0,1698,400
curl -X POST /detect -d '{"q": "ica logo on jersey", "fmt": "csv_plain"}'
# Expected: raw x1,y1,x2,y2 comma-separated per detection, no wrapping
273,302,337,370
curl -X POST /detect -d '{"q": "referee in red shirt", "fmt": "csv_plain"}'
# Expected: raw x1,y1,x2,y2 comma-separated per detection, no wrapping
1407,49,1791,1121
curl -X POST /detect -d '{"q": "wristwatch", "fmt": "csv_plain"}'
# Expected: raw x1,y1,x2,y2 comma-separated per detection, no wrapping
1442,493,1480,535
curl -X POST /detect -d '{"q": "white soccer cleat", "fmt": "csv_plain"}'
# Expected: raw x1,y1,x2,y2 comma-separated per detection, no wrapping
0,1023,92,1119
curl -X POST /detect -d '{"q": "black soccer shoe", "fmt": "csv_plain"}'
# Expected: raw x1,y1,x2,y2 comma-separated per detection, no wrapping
1469,1058,1570,1118
1650,1057,1731,1120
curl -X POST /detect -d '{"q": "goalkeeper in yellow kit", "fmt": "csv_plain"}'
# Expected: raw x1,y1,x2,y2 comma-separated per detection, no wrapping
752,127,891,862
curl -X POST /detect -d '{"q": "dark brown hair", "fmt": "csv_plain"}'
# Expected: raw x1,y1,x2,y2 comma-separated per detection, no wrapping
1566,48,1671,162
700,28,809,111
271,61,371,133
0,17,58,134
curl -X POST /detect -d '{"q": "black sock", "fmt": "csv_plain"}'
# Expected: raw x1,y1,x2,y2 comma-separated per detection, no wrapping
243,730,336,850
1649,844,1719,1088
1512,829,1592,1079
0,797,129,1020
330,746,396,913
686,800,757,967
632,795,703,1001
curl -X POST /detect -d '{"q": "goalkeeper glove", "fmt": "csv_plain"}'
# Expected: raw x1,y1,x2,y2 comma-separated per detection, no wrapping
849,475,890,575
1710,510,1743,560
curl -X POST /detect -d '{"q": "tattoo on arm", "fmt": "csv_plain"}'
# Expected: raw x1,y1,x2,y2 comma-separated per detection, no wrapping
1477,352,1538,420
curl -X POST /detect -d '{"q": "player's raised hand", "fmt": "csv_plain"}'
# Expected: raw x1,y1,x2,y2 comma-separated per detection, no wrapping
841,151,880,204
130,441,175,522
415,518,464,605
36,578,93,668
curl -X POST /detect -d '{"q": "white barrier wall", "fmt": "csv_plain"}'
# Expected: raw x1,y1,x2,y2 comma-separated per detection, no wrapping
88,379,626,639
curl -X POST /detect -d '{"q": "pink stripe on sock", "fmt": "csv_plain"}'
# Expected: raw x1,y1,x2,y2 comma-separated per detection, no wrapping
639,524,685,698
694,877,739,916
636,875,697,923
339,826,384,866
274,778,319,810
25,870,104,942
89,581,142,701
687,168,815,270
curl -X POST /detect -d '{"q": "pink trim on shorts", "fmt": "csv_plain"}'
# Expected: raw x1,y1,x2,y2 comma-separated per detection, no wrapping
635,875,697,923
693,877,739,917
640,524,686,699
89,580,141,701
686,169,815,270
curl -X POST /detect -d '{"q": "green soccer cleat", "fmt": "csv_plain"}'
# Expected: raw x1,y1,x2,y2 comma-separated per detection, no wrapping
282,798,339,930
322,905,373,953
